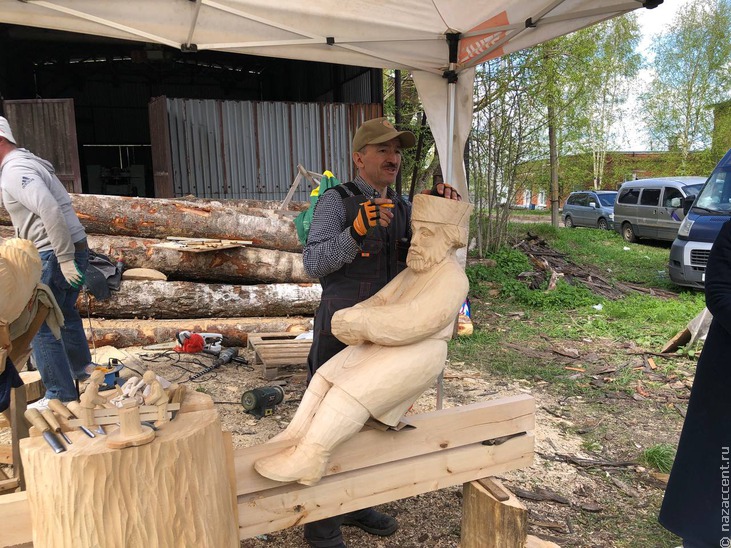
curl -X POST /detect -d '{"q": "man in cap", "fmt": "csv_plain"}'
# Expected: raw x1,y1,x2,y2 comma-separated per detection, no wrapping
256,193,472,483
297,117,461,547
0,116,92,409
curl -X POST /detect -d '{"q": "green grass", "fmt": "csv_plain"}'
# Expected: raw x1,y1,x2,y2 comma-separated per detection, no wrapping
509,207,552,216
508,222,689,290
456,226,690,547
641,444,676,474
457,226,704,392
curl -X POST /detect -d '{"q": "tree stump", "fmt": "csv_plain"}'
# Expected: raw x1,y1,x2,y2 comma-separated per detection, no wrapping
461,477,527,547
20,394,237,548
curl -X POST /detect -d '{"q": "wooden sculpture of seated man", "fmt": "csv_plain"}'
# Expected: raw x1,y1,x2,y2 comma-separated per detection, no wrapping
255,194,473,486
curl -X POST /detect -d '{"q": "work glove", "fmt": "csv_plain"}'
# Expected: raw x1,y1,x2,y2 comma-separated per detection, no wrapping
59,259,85,289
350,198,394,242
426,182,461,201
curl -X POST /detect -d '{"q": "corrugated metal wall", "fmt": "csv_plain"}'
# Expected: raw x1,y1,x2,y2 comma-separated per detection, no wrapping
3,98,82,193
162,97,382,200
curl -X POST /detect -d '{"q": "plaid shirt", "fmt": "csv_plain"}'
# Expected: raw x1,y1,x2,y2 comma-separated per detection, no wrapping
303,175,408,279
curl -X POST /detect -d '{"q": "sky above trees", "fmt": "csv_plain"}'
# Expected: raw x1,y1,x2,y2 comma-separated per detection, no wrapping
625,0,694,149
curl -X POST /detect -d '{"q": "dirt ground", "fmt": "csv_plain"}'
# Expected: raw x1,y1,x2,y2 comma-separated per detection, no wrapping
71,327,685,548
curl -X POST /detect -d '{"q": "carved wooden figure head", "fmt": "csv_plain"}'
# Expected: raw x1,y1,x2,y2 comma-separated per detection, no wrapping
407,194,472,272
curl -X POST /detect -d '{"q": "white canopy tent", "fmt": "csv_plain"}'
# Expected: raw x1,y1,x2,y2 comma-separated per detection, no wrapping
0,0,662,195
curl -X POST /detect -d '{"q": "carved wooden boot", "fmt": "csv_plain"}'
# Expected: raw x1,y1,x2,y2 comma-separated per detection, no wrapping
255,386,369,485
267,373,331,443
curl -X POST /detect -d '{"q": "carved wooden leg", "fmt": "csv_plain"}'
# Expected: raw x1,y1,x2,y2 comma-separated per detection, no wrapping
254,386,369,485
267,373,331,443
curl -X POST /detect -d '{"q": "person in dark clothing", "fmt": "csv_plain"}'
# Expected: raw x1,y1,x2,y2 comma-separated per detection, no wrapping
659,219,731,547
300,117,460,548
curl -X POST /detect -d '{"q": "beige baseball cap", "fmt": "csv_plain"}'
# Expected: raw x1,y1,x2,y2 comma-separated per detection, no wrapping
0,117,16,145
352,117,415,152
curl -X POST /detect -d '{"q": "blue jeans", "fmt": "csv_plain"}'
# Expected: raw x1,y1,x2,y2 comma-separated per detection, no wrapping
33,245,92,401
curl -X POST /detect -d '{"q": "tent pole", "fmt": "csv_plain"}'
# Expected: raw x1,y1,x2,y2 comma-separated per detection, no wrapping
446,79,456,184
395,69,402,196
444,33,460,186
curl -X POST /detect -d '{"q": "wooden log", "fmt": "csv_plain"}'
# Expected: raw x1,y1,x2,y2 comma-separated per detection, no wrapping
77,280,321,319
84,316,313,348
20,394,238,548
176,195,309,212
88,233,314,284
2,228,314,284
79,194,302,252
2,195,303,252
461,478,527,547
1,196,301,251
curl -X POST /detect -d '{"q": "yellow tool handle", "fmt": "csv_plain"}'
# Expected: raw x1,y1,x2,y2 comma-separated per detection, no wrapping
66,401,82,419
48,399,74,420
41,409,62,432
25,408,50,433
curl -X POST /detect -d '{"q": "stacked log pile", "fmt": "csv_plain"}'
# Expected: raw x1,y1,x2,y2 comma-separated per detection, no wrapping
0,195,318,347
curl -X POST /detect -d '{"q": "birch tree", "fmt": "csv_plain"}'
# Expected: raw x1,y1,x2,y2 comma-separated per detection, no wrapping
641,0,731,163
471,53,543,254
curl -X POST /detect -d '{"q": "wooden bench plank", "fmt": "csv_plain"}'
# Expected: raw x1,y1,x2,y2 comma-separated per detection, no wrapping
238,433,534,539
235,394,534,496
0,491,33,547
0,477,20,494
19,371,43,403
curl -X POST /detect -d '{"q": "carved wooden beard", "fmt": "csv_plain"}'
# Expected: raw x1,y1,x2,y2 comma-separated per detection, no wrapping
406,234,449,272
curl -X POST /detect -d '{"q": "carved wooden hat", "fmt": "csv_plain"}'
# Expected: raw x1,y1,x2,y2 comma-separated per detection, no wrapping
412,194,472,230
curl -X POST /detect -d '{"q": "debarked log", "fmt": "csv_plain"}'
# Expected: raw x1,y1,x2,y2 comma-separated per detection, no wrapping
78,280,321,319
1,194,303,252
87,233,314,284
84,317,313,348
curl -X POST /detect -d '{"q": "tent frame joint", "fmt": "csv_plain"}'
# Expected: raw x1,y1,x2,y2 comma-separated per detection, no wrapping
181,43,198,53
442,70,458,84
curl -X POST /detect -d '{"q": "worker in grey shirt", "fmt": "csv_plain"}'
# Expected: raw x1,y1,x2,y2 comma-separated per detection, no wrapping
0,116,92,409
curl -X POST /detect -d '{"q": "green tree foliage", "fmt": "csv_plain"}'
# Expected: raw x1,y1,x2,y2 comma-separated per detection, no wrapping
382,70,438,196
471,52,544,254
641,0,731,164
582,16,642,189
526,16,641,208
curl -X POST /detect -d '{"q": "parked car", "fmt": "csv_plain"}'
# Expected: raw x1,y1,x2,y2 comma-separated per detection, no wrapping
669,149,731,288
563,190,617,230
613,177,706,243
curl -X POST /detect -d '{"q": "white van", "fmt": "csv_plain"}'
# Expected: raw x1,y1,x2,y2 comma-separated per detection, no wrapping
613,177,706,242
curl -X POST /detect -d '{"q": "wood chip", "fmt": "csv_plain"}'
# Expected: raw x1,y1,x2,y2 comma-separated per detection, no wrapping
610,476,641,498
529,519,566,531
553,347,580,359
511,486,570,505
649,471,669,484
